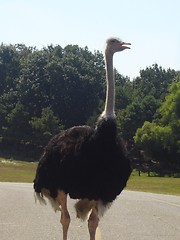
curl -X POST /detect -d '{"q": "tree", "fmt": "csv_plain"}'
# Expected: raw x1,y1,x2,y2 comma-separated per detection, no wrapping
116,64,177,148
0,42,179,163
0,43,106,159
117,95,160,143
134,80,180,172
2,102,30,144
158,80,180,126
16,45,105,128
30,107,64,146
56,46,105,127
132,63,176,100
115,70,133,110
0,44,21,95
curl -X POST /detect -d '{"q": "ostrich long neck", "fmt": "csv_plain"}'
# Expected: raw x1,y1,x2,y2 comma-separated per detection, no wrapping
102,51,115,118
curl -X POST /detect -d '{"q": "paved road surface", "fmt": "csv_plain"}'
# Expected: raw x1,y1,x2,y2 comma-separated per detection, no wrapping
0,182,180,240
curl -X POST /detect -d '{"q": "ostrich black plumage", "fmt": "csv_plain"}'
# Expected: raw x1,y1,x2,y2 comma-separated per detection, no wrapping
34,37,132,240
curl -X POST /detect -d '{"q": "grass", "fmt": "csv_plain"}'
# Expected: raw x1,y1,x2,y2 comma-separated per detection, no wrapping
127,171,180,196
0,158,37,183
0,158,180,196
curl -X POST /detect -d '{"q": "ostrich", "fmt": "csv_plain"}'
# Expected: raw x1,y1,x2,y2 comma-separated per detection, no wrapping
34,37,132,240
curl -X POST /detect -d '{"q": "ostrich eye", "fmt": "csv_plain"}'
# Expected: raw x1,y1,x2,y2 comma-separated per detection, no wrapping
111,39,116,43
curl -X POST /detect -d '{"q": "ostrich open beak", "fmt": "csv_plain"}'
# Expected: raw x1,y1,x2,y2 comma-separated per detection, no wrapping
120,42,131,50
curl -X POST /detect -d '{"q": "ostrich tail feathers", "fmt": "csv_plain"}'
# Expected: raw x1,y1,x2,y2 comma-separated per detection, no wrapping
97,201,112,218
34,192,47,205
74,199,111,221
74,199,94,221
34,189,61,212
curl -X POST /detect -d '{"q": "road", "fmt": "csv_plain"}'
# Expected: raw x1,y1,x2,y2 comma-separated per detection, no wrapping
0,182,180,240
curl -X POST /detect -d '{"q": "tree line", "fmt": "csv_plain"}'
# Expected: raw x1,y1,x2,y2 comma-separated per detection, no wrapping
0,43,179,174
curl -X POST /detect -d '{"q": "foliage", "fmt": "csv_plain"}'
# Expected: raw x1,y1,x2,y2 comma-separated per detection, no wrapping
116,64,176,143
30,107,64,145
134,81,180,170
132,63,176,100
0,43,105,157
0,42,179,171
2,102,30,143
117,95,160,142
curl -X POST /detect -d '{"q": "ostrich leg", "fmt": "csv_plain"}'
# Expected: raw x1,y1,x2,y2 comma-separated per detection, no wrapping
88,206,99,240
57,190,70,240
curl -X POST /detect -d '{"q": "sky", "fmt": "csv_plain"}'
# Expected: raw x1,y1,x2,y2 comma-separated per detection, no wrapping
0,0,179,79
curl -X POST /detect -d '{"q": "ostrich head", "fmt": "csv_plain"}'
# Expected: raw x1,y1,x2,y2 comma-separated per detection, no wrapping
105,37,131,55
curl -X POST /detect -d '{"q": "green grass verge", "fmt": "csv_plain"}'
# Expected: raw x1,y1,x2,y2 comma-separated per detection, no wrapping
0,158,180,196
0,158,37,183
127,171,180,196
